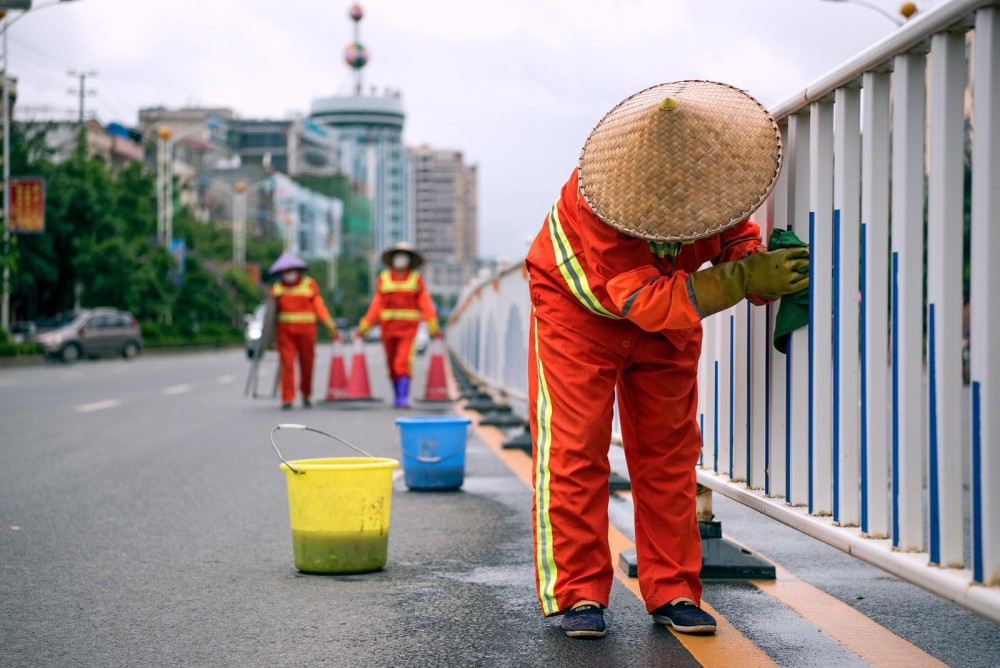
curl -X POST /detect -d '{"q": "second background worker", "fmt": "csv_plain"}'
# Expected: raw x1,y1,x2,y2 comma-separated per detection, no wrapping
358,242,441,408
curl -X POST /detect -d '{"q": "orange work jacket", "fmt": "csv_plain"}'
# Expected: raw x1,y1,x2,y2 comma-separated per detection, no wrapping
271,276,332,333
526,168,766,336
360,269,439,338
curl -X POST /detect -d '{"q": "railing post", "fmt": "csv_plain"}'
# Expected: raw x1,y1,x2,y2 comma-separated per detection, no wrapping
833,84,862,527
861,69,892,539
786,112,811,507
927,28,967,568
809,98,835,517
970,5,1000,585
891,49,928,553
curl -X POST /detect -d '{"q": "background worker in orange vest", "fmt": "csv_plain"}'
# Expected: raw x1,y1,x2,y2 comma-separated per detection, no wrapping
357,242,441,408
525,81,809,639
268,251,337,410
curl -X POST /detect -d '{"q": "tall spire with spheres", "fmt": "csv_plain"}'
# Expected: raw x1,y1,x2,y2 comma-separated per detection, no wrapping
344,4,368,96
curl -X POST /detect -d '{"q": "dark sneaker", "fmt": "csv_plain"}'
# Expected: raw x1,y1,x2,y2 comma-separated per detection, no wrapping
302,397,312,408
651,601,716,635
560,604,606,639
281,403,293,410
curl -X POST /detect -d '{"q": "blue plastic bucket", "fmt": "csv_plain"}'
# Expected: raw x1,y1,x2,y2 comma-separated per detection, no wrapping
395,416,472,490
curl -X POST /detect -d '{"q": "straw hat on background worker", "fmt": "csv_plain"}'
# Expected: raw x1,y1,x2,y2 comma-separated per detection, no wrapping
381,242,424,270
578,80,783,242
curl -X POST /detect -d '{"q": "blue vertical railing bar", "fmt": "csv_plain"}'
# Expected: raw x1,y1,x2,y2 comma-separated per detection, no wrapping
765,302,772,496
832,209,841,521
891,252,900,547
714,360,720,473
973,382,983,582
729,314,735,480
928,304,940,564
808,211,815,514
860,223,868,533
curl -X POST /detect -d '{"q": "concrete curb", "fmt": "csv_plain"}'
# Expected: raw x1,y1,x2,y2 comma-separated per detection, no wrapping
0,343,243,369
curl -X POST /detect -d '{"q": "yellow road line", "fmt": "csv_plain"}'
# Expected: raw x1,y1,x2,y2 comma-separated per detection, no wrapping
716,535,948,668
465,409,776,668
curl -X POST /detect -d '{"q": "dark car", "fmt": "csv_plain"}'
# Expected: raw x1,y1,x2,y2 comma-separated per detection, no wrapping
33,308,143,363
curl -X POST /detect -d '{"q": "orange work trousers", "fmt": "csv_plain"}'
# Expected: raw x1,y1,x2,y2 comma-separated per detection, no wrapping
528,288,703,617
381,324,418,381
276,325,316,404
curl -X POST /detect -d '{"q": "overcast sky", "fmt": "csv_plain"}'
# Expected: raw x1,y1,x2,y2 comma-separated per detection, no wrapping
11,0,929,261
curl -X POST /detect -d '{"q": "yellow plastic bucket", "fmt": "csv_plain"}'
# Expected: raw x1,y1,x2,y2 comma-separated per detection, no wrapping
272,425,400,574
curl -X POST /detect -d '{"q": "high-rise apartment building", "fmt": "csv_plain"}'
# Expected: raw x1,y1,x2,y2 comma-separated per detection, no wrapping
408,145,478,300
309,92,410,255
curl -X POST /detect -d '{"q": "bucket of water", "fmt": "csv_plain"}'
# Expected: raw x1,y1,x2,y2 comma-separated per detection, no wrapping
394,415,471,490
271,424,399,574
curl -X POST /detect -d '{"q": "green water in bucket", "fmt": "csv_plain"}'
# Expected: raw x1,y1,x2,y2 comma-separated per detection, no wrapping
273,425,399,574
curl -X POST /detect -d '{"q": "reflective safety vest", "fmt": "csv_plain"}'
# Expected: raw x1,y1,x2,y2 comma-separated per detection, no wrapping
271,276,330,325
360,268,439,333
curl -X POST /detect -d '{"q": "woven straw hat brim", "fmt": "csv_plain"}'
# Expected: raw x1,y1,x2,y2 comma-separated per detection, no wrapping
381,243,424,270
579,80,782,241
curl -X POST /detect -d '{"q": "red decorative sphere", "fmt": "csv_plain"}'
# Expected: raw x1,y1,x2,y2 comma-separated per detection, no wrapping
344,42,368,69
349,4,363,21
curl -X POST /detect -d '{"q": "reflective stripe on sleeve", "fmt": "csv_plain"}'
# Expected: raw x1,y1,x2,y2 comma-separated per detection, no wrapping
547,202,621,320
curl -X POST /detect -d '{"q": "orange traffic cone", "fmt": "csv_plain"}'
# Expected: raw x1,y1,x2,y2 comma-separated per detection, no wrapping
346,333,378,401
422,338,451,402
324,338,349,401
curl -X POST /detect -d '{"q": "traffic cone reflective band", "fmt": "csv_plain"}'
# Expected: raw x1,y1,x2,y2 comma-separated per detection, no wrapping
324,339,349,401
346,334,376,400
422,338,451,402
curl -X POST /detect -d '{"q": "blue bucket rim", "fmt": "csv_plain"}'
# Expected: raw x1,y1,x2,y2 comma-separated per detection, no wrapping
394,415,471,426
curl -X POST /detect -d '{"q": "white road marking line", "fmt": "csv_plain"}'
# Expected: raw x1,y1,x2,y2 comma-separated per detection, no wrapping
216,375,236,385
75,399,122,413
163,384,194,395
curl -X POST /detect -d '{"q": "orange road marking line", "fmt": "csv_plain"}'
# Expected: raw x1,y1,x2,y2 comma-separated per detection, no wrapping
716,536,948,668
466,409,776,667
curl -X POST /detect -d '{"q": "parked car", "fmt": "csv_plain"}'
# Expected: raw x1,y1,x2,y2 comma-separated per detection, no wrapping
33,308,143,364
244,302,268,358
8,321,37,343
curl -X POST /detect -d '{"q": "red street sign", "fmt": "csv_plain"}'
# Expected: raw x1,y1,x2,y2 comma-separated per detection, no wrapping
10,177,46,234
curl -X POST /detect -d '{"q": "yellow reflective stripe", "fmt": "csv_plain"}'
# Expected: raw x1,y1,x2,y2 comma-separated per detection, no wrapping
277,313,317,323
532,312,559,615
647,239,695,258
273,281,315,297
380,309,421,320
380,269,421,293
547,202,621,319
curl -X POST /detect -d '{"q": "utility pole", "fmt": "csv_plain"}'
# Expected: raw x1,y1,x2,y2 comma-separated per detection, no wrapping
67,69,96,151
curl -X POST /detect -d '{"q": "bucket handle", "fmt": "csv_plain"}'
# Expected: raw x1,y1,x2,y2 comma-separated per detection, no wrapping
416,456,442,464
270,424,377,474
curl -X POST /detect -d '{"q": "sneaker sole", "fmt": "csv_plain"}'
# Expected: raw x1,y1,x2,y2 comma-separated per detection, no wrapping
563,629,607,638
651,615,716,635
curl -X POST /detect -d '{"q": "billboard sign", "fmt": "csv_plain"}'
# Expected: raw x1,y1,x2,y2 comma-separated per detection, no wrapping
10,177,45,234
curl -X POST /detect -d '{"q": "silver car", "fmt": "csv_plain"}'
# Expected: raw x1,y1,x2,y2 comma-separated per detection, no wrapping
34,308,143,364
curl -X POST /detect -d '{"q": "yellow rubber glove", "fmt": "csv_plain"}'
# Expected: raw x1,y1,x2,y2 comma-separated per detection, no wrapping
688,248,810,318
357,320,371,336
426,318,440,338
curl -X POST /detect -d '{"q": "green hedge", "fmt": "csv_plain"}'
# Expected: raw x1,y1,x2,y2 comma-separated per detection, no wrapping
0,341,43,357
140,321,243,349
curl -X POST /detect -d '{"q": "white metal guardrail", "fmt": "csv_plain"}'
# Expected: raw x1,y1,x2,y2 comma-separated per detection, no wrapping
446,0,1000,623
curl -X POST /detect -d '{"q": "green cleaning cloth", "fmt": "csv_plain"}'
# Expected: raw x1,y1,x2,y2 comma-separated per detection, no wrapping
768,228,810,354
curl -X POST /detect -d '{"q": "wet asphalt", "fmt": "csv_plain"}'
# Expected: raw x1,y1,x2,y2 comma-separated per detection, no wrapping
1,345,998,667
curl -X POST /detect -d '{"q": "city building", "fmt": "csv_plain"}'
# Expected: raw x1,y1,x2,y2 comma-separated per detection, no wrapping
229,115,341,177
33,119,143,168
408,145,478,300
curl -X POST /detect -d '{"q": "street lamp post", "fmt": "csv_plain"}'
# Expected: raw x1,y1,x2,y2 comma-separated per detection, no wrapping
232,178,271,269
1,0,80,332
